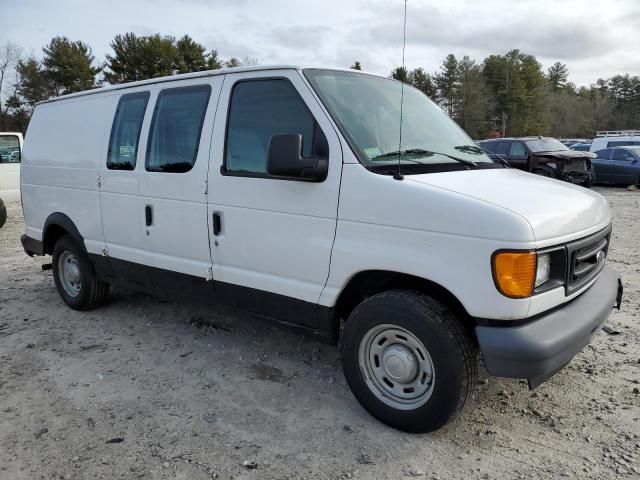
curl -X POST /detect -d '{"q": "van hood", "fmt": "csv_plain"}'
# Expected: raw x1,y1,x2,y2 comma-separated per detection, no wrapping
406,168,610,245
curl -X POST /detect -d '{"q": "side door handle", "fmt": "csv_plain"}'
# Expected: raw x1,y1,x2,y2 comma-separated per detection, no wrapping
212,212,222,236
145,205,153,226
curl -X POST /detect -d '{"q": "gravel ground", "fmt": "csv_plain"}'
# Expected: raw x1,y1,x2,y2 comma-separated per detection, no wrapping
0,187,639,480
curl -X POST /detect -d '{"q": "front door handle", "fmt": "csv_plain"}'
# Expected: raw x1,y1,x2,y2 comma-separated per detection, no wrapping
212,212,222,236
145,205,153,226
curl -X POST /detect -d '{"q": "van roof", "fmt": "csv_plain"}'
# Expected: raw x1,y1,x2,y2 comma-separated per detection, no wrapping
36,65,375,105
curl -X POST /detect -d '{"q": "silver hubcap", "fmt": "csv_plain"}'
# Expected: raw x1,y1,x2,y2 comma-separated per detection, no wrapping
58,251,82,297
358,324,435,410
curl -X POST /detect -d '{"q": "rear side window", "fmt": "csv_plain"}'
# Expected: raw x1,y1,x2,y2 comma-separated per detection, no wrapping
224,79,328,175
146,85,211,173
510,142,526,156
494,141,510,155
0,135,21,163
480,141,498,153
595,149,611,159
107,92,149,170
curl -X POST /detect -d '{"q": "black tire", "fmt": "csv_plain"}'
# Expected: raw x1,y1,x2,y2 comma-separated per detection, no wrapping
0,198,6,229
533,168,554,178
582,166,595,188
51,235,109,310
341,290,477,433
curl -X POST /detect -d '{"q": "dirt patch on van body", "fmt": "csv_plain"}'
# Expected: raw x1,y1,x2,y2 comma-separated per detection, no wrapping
1,189,639,480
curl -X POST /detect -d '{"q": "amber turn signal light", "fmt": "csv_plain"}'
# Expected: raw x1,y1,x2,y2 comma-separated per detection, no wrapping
492,251,536,299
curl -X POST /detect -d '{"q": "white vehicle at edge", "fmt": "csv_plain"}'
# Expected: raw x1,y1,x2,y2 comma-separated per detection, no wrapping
590,130,640,152
0,132,23,202
19,66,622,432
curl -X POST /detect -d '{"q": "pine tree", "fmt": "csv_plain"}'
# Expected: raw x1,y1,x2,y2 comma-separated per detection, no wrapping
42,37,100,95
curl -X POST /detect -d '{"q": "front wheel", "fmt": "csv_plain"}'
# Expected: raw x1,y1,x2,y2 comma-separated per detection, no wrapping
52,235,110,310
341,290,477,433
582,166,595,188
533,167,555,178
0,198,6,229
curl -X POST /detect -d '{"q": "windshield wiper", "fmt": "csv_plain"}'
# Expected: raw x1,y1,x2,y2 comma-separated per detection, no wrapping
372,148,478,168
454,144,485,155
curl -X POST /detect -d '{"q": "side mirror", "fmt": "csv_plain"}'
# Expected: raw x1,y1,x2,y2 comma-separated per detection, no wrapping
267,133,328,182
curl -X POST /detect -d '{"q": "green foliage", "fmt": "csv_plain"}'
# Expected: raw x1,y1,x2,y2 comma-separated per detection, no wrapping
42,36,100,95
224,57,241,68
15,58,53,109
434,54,459,115
390,66,409,83
455,56,492,138
176,35,208,74
482,49,547,136
104,33,178,84
547,62,569,91
408,68,436,100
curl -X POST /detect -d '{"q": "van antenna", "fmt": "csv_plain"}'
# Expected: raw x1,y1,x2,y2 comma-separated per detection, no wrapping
394,0,408,181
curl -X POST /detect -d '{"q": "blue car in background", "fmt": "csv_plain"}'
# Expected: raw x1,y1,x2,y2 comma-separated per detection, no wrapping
592,146,640,185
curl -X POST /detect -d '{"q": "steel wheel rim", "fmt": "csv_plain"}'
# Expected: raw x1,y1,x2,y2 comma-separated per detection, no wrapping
358,324,435,410
58,251,82,297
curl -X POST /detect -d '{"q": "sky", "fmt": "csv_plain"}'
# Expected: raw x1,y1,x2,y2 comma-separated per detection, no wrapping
2,0,639,87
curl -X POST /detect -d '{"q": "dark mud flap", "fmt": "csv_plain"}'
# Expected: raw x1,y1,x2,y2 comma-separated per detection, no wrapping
528,360,571,390
615,277,623,310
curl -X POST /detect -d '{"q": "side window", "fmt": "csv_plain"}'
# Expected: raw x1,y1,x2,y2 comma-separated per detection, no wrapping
595,149,611,160
495,141,510,155
0,135,21,164
146,85,211,173
224,79,328,175
510,141,527,157
107,92,149,170
480,141,498,153
612,149,634,161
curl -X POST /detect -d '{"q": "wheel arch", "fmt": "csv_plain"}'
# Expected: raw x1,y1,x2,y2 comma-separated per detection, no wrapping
42,212,86,255
332,270,475,339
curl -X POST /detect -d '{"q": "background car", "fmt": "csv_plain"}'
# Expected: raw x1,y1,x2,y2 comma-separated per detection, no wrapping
479,137,595,187
570,142,592,152
592,146,640,185
0,132,23,203
560,138,591,147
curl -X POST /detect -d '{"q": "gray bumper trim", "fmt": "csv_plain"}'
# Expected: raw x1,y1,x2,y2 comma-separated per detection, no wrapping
476,265,620,383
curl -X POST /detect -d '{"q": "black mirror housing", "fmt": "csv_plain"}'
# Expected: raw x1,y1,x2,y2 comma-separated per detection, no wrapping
267,133,328,182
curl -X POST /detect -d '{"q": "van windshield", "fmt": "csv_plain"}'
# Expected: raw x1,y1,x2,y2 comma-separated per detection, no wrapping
304,69,497,174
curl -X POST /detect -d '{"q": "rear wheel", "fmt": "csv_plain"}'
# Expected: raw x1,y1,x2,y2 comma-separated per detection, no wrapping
341,290,477,433
52,235,109,310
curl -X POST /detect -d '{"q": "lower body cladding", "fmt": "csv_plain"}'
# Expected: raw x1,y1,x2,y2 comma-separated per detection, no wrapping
476,265,622,389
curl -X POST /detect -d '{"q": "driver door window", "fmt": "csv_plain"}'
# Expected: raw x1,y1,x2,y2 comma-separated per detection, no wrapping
224,79,328,176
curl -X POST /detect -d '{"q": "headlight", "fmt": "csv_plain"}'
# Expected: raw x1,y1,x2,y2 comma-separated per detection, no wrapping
492,251,536,298
535,253,551,288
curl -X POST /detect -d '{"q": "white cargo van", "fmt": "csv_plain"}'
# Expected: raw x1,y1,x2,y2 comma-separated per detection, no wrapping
0,132,23,202
591,130,640,152
20,66,622,432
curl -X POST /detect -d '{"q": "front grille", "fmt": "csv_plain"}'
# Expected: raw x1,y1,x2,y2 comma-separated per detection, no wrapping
565,225,611,295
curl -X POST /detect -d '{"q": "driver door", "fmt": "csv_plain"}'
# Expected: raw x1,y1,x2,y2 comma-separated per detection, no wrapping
207,70,342,328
